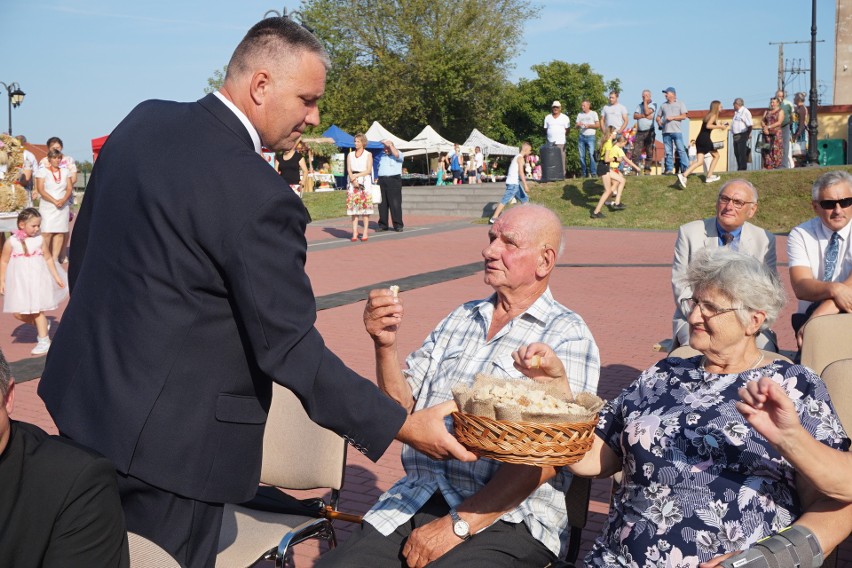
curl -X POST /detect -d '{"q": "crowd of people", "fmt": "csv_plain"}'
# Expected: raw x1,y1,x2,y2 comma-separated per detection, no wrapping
0,16,850,568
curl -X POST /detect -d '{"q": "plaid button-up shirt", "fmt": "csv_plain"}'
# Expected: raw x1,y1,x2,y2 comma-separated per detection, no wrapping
363,288,600,557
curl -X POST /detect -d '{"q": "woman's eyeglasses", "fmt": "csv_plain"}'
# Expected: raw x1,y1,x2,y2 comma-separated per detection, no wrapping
680,297,739,318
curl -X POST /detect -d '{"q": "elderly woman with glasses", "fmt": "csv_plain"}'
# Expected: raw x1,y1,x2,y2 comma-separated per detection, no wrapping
543,248,850,566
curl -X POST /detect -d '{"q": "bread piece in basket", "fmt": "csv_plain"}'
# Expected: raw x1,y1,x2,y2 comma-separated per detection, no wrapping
451,374,604,466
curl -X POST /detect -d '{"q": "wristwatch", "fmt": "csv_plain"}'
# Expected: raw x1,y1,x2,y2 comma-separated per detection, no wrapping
448,508,471,541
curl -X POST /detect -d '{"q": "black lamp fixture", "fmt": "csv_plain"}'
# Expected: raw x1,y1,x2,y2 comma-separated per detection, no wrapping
0,82,26,136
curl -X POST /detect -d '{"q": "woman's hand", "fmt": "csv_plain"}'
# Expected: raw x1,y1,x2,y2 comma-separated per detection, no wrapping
699,550,740,567
736,376,802,449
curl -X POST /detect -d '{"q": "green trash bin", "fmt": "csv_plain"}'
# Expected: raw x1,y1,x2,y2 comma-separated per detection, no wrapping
818,139,847,166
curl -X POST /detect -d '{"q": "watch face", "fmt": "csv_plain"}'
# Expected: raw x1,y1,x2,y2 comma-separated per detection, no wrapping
453,519,469,537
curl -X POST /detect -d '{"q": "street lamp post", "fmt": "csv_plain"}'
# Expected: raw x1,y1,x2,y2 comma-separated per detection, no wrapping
0,82,25,136
263,5,310,30
807,0,819,165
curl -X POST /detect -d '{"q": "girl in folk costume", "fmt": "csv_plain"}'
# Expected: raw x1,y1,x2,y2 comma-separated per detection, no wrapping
0,208,68,355
346,133,374,241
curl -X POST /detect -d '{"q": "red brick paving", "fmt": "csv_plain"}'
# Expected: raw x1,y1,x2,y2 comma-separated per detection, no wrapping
6,215,850,567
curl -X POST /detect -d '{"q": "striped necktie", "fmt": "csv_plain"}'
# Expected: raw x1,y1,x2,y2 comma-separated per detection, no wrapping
823,232,840,281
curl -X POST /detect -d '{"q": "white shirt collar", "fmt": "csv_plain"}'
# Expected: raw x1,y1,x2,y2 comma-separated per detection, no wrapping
213,91,262,155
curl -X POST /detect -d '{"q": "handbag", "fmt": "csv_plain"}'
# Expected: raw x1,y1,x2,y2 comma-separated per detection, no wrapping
755,133,772,152
712,141,725,150
370,181,382,204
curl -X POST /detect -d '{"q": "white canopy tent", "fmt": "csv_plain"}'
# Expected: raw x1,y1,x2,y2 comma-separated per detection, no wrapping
364,121,413,149
462,129,519,156
401,125,458,157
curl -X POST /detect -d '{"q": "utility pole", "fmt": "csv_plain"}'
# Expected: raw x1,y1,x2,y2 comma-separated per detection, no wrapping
808,0,819,165
769,40,823,92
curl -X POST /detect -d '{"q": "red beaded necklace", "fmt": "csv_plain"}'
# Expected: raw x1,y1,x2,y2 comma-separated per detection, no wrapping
51,167,62,183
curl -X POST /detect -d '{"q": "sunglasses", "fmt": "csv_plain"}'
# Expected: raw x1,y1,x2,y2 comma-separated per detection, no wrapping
818,198,852,210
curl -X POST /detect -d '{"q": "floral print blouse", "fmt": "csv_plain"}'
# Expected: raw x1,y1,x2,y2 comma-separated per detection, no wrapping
586,356,849,567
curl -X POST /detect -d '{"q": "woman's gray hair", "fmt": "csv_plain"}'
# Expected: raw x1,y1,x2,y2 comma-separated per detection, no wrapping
811,170,852,201
0,349,10,401
685,248,785,329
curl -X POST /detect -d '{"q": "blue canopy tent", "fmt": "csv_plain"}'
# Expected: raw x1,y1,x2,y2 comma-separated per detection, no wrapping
322,125,383,150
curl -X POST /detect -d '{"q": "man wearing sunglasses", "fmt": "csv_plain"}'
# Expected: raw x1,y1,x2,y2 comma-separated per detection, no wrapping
672,179,776,348
789,170,852,336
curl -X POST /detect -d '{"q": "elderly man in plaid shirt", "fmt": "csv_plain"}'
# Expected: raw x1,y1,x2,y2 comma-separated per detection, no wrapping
317,204,600,568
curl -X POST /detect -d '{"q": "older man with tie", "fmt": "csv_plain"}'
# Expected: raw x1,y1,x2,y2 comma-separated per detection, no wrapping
789,170,852,336
671,179,776,348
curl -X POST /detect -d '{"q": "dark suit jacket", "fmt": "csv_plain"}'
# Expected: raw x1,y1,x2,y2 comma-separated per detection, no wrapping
0,421,129,568
38,94,406,503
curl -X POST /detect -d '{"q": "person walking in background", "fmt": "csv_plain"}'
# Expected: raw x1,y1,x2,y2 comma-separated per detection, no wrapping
656,87,689,175
376,139,404,232
472,146,484,183
34,149,73,264
346,133,374,241
599,91,628,133
677,100,729,187
489,142,532,223
590,132,642,218
449,143,464,184
575,100,599,178
631,90,656,175
544,101,570,177
761,97,785,170
15,135,38,206
777,89,795,169
0,208,66,355
731,97,753,171
792,92,809,165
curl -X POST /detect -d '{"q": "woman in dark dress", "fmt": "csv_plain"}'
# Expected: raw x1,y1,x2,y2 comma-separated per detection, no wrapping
276,144,309,191
677,100,729,187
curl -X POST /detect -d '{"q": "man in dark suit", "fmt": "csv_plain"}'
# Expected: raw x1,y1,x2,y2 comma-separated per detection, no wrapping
0,351,128,568
38,17,473,568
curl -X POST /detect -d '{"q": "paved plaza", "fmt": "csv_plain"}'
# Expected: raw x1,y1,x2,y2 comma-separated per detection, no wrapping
7,212,851,566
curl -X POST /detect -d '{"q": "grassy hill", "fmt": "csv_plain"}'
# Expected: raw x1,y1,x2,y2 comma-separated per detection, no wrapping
303,165,852,234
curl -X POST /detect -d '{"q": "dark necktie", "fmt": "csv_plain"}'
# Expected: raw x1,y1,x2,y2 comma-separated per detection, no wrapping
824,232,840,281
721,233,734,246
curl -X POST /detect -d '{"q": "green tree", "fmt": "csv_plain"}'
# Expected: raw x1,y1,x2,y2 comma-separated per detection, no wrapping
499,61,619,176
204,65,227,94
300,0,538,141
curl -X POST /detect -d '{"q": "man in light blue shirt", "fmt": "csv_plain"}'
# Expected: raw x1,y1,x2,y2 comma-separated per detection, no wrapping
376,139,404,232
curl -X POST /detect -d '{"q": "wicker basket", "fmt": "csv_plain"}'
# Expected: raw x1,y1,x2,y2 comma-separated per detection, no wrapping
452,411,598,466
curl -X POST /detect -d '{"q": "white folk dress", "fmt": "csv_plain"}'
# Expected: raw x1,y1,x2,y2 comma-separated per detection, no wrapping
3,234,68,314
346,150,374,216
35,167,71,233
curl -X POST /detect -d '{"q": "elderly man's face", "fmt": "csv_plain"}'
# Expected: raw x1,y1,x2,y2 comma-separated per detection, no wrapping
254,52,325,152
716,182,757,233
482,210,544,292
814,181,852,232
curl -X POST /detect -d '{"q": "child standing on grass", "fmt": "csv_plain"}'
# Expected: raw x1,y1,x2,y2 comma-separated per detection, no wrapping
0,208,67,355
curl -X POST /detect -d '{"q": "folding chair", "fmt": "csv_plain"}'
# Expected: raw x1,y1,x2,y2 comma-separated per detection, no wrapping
216,384,355,567
128,532,180,568
800,314,852,376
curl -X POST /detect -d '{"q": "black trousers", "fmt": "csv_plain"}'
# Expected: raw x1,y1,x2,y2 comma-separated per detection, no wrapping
733,132,750,170
378,174,403,230
315,493,554,568
117,473,224,568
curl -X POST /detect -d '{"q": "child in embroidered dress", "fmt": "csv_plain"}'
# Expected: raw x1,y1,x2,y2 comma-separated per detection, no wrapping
0,208,68,355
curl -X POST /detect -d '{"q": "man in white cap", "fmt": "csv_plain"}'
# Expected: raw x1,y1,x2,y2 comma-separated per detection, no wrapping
543,100,570,177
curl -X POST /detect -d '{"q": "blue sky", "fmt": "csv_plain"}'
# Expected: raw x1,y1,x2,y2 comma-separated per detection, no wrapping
4,1,836,163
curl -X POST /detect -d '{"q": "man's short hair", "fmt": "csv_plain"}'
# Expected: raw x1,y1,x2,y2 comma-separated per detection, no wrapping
0,349,11,401
733,98,744,106
811,170,852,201
718,179,758,202
225,17,329,82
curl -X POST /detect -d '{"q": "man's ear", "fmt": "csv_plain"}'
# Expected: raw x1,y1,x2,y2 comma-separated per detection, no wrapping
537,246,557,278
249,69,272,106
3,379,15,415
